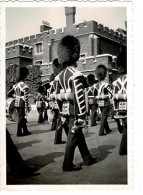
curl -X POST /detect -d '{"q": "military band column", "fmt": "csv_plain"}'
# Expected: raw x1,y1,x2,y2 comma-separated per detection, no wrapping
6,34,127,176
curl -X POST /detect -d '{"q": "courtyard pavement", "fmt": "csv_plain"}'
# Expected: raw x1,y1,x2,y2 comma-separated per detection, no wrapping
6,105,127,185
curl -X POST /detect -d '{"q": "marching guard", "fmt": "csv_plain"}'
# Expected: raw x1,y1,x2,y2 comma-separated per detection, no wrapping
56,35,96,172
87,74,98,126
95,65,113,136
49,74,59,131
7,66,31,137
112,51,127,155
49,59,69,143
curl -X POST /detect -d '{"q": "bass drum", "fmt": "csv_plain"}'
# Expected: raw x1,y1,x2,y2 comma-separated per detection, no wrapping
96,107,102,120
6,98,18,122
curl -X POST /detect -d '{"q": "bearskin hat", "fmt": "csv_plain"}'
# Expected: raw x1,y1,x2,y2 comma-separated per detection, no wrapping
57,35,80,66
116,51,127,74
95,64,107,81
16,66,29,82
87,74,95,85
52,58,63,76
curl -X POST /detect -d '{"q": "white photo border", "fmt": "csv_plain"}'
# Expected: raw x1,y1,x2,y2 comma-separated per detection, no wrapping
0,0,133,192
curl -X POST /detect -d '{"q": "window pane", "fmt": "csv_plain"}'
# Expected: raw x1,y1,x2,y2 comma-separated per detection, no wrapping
35,43,42,53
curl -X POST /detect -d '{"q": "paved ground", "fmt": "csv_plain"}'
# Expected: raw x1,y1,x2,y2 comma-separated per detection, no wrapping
6,106,127,185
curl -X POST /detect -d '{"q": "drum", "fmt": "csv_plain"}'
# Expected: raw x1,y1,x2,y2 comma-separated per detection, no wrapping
96,95,109,107
6,98,18,122
62,101,70,115
113,94,127,119
88,96,97,105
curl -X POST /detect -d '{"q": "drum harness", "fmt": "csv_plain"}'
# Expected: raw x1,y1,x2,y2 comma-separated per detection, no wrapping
71,75,88,135
56,68,88,134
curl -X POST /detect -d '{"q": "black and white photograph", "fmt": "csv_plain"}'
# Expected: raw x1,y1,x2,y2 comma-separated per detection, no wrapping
0,0,137,192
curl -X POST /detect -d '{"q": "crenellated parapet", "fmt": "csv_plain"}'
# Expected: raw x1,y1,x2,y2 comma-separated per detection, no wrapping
76,21,126,45
45,20,126,45
6,44,33,59
6,33,44,48
6,20,126,48
5,27,64,48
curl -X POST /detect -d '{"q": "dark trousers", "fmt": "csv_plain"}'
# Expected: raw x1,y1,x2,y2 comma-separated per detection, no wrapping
99,106,111,135
119,119,127,155
16,108,29,135
37,108,44,123
90,104,98,126
6,129,30,174
62,117,93,170
44,108,48,121
51,109,59,130
116,119,123,134
54,115,69,144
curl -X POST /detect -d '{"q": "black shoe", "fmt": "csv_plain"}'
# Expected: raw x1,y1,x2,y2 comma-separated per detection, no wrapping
85,158,97,166
106,129,112,134
38,121,44,124
55,141,66,144
119,152,127,155
12,166,38,178
23,131,32,136
17,133,23,137
99,133,107,136
63,164,82,172
91,123,97,126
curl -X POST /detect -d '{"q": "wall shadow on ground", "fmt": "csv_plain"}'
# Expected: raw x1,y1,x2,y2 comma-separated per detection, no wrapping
16,140,42,150
25,152,64,171
30,129,51,134
27,121,50,127
89,145,116,163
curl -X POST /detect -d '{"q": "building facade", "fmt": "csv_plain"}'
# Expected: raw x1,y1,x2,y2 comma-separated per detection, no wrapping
6,7,127,86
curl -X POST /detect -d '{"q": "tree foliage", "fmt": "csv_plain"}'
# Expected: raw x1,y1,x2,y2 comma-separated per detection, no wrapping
6,65,42,96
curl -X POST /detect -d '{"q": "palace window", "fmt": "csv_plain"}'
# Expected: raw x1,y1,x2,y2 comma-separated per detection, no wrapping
35,42,43,53
80,53,86,64
35,60,42,65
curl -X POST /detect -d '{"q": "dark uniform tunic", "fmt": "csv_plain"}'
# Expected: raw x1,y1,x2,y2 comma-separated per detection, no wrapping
50,79,69,142
49,80,60,130
13,81,30,136
113,74,127,155
87,83,98,126
96,81,112,135
35,92,45,123
56,66,94,170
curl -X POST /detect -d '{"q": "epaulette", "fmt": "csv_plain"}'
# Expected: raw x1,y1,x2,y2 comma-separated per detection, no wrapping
50,81,54,86
23,83,29,89
55,69,64,81
112,80,117,86
104,82,110,88
13,84,17,90
55,75,59,81
19,82,29,89
72,71,84,80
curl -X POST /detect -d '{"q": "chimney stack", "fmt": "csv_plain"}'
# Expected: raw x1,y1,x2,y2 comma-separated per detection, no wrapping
40,21,52,32
65,7,76,27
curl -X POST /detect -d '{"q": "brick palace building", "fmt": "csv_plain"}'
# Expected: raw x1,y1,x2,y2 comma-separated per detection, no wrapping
6,7,127,91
